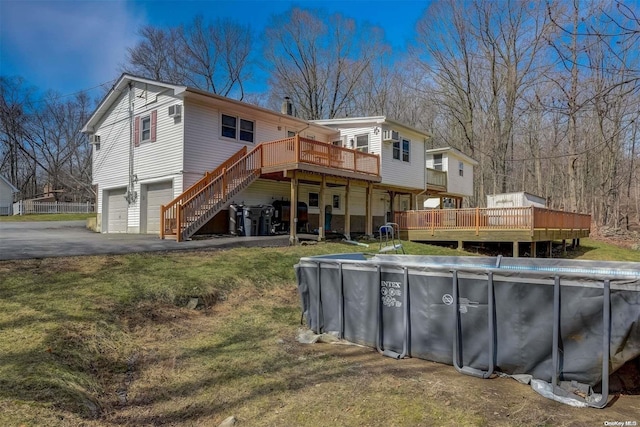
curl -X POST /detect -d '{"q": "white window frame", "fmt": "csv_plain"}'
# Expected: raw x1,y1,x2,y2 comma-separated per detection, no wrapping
355,134,369,153
433,153,443,171
459,161,464,177
221,113,255,143
392,141,401,160
140,115,152,143
402,139,410,162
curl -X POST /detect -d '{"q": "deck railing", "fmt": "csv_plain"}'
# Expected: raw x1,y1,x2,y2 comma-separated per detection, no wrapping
261,136,380,176
426,168,447,188
395,207,591,236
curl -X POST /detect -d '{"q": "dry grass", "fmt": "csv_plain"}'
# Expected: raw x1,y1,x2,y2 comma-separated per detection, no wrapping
0,241,638,426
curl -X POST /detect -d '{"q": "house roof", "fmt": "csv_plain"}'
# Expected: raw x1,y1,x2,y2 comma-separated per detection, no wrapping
425,147,479,165
82,74,336,136
312,116,431,139
0,175,18,192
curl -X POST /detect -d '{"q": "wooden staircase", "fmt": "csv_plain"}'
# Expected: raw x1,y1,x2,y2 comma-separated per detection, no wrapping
161,145,262,241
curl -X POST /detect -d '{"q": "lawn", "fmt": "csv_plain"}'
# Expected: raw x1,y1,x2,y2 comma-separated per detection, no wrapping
0,213,96,222
0,240,638,426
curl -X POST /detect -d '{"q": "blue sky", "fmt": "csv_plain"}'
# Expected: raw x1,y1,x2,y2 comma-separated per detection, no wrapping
0,0,430,99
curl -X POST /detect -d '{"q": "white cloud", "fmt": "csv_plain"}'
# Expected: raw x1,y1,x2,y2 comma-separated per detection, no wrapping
0,0,145,93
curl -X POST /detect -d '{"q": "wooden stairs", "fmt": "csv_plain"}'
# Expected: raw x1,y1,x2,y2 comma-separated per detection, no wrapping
161,145,262,241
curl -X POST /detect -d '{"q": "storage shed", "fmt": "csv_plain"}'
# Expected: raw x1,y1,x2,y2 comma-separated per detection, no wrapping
486,192,546,208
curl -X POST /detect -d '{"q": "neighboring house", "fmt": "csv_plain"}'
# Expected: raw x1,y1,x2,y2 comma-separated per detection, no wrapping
424,147,478,209
83,74,476,242
0,175,18,216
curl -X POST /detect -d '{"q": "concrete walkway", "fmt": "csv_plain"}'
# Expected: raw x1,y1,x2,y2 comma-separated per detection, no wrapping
0,221,290,260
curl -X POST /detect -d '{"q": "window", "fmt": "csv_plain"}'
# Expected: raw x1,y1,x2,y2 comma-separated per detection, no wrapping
459,161,464,177
433,153,443,171
141,116,151,142
402,139,410,162
287,130,296,137
393,139,410,161
239,119,254,142
332,194,340,210
134,110,157,146
221,114,254,143
355,134,369,153
392,141,400,160
309,192,319,208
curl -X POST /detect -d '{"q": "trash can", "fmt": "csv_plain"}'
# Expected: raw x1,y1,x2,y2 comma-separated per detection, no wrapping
259,205,274,236
243,206,262,236
229,203,244,235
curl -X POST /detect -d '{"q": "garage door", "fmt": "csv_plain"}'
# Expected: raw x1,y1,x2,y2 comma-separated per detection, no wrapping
144,181,174,234
106,188,128,233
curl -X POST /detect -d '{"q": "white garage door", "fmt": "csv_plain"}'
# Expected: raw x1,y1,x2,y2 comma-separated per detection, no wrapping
144,181,174,234
106,188,128,233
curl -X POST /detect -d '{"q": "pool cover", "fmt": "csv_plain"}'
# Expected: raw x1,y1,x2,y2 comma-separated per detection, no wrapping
295,254,640,407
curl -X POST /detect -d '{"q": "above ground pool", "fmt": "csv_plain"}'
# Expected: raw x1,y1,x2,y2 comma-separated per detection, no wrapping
295,254,640,408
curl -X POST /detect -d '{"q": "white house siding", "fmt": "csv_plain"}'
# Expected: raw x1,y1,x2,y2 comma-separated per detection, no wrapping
92,84,184,232
182,99,335,189
379,129,425,190
445,153,474,197
0,179,15,215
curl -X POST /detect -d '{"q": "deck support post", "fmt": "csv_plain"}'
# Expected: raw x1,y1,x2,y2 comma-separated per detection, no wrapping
344,180,351,240
513,241,519,258
366,183,373,237
562,239,567,256
289,172,298,245
318,175,326,241
547,241,553,258
457,240,464,251
531,241,537,258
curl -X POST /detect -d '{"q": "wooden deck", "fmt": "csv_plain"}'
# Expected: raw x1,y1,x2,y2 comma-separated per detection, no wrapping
395,207,591,256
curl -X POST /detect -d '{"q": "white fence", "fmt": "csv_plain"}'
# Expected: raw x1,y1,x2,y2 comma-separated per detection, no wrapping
12,201,95,215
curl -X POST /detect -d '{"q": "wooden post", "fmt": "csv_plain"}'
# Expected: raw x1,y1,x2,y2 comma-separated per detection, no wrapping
475,207,480,236
531,241,537,258
513,241,519,258
366,182,373,237
176,202,182,242
344,180,351,240
294,134,300,163
562,239,567,256
160,205,165,239
389,191,395,224
222,167,227,198
457,240,464,251
289,172,298,245
547,241,553,258
318,175,326,241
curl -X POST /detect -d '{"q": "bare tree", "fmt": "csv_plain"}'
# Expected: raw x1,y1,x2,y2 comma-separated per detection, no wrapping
123,17,252,99
264,8,388,120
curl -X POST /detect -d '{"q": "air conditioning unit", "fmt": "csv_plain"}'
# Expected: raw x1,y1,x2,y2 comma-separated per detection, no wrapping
168,104,182,118
89,134,101,144
382,129,399,143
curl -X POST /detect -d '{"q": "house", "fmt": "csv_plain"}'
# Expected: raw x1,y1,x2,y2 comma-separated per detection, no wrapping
0,175,18,216
83,74,475,242
424,147,478,209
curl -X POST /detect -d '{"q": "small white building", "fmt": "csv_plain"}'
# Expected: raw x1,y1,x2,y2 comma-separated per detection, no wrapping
424,147,478,209
487,192,547,208
0,175,18,216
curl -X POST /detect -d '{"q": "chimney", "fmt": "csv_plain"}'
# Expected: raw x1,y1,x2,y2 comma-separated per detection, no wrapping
281,96,293,116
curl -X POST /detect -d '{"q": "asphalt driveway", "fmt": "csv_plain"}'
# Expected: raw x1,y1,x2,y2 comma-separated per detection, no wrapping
0,221,289,260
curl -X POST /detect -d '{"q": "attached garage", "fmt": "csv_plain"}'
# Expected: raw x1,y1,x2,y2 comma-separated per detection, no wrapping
106,187,128,233
142,181,174,234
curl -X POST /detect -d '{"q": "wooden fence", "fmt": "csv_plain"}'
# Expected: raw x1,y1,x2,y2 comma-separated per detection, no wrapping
13,201,95,215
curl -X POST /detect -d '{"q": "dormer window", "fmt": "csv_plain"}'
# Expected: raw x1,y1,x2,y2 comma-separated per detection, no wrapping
433,154,443,170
